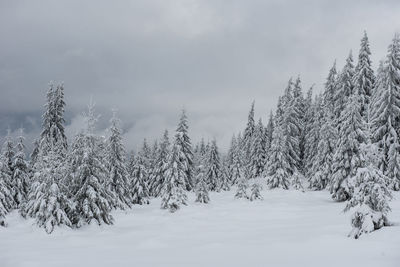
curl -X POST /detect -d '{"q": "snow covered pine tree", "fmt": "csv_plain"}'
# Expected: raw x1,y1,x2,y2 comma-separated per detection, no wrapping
161,139,188,212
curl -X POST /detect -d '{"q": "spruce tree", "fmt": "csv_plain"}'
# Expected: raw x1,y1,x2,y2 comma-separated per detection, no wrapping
282,78,302,173
323,61,337,114
230,138,243,185
161,140,188,212
249,119,267,178
224,135,237,185
39,82,68,157
150,130,170,197
106,111,131,209
0,179,9,226
266,123,291,189
175,110,194,191
22,149,73,233
195,162,210,204
219,165,231,191
331,93,366,201
21,84,71,231
205,139,222,191
130,154,150,205
292,76,305,170
139,138,152,170
0,130,15,210
69,101,114,226
310,65,338,190
235,175,249,199
310,108,336,190
334,52,355,123
344,141,392,239
242,101,256,175
0,150,14,226
370,34,400,191
291,171,305,191
11,129,29,207
265,111,274,153
304,94,323,179
354,31,375,120
249,182,263,201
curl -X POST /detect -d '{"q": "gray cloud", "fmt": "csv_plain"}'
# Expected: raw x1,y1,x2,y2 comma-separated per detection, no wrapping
1,0,400,151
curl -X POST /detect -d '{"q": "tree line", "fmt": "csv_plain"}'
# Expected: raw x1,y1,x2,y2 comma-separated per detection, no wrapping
0,32,399,239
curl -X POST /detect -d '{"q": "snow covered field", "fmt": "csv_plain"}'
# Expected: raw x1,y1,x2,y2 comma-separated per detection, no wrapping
1,189,399,267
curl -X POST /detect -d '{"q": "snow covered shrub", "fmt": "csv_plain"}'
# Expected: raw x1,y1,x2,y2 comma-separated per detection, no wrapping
249,182,263,201
22,151,73,234
291,172,304,191
235,176,249,199
344,165,392,239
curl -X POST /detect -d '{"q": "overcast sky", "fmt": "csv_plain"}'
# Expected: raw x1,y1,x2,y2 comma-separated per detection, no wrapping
0,0,399,152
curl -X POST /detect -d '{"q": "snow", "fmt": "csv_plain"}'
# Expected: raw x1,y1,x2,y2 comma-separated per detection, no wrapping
1,189,399,267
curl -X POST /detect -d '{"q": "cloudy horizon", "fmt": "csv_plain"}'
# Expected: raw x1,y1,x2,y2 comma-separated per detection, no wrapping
1,0,400,152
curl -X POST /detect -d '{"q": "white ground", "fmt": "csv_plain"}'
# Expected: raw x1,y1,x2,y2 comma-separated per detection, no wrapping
1,188,399,267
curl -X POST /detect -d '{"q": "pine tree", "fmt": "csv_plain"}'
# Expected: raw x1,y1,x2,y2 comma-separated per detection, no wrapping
22,149,73,233
331,93,366,201
130,154,150,205
161,140,188,212
292,76,305,170
106,111,131,209
266,123,291,190
69,101,114,227
242,101,256,168
249,119,267,178
139,139,152,170
11,129,29,207
219,165,231,191
175,110,194,191
344,141,392,239
235,175,249,199
195,162,210,204
0,147,14,226
224,135,236,185
205,139,222,191
282,78,302,173
39,82,68,157
310,108,336,190
354,31,375,120
230,138,243,185
0,130,15,210
334,52,355,124
249,182,263,201
21,84,71,231
324,61,337,114
291,171,305,191
370,34,400,191
304,94,323,179
0,179,9,226
30,139,40,169
150,130,170,197
310,65,338,190
147,140,159,195
265,111,274,152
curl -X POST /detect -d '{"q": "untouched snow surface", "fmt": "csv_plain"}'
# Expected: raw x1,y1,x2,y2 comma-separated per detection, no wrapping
1,189,399,267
